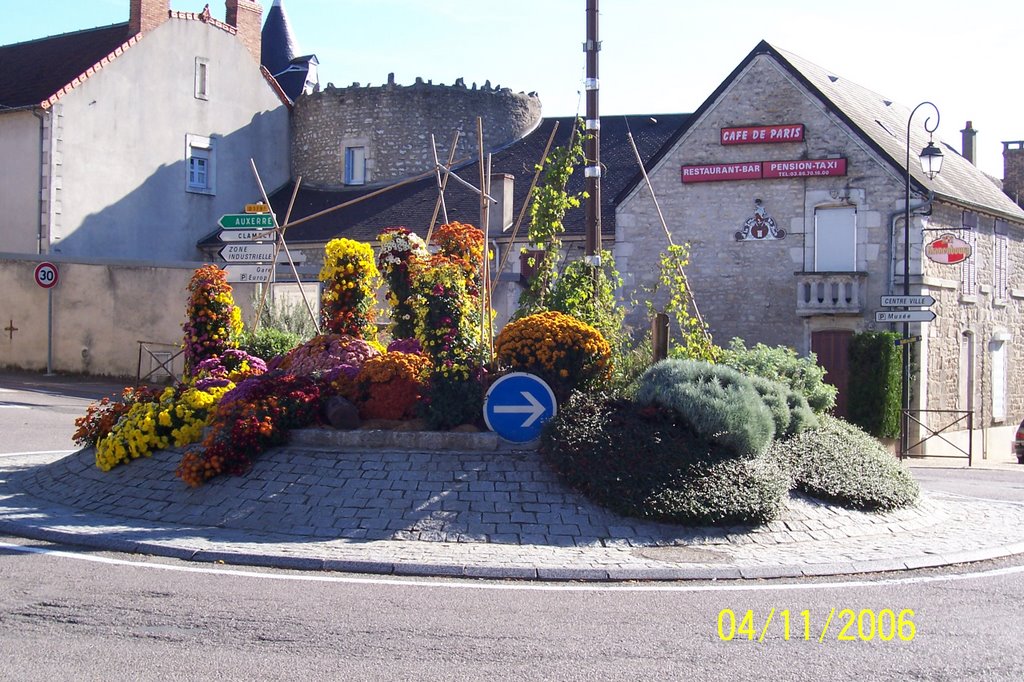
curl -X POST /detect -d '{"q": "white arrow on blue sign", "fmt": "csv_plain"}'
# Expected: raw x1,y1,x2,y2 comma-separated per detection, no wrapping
483,372,558,443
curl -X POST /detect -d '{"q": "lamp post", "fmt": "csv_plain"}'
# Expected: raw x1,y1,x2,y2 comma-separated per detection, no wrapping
901,102,944,458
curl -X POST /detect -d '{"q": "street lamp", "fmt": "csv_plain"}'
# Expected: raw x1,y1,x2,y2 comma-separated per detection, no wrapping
901,102,944,458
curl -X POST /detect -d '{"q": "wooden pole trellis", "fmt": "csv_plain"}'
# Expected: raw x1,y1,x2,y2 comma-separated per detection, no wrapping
253,175,302,332
426,132,460,245
625,132,712,345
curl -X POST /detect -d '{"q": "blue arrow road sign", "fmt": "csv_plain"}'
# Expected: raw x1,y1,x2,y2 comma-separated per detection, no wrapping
483,372,558,443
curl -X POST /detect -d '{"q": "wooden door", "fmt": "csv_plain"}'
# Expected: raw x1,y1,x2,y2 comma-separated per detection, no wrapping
811,330,852,418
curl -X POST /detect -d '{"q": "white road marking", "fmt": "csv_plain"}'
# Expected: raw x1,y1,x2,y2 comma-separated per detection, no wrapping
0,405,29,409
1,540,1021,592
0,450,76,458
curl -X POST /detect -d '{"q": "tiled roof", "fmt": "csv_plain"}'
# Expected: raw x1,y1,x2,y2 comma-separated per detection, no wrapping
261,0,299,78
770,42,1024,222
246,113,690,247
632,40,1024,224
0,24,132,109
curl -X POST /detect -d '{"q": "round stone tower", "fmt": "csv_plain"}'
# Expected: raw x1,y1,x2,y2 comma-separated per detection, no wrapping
290,74,542,189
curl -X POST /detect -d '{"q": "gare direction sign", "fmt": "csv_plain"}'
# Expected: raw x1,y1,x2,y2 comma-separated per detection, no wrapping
223,264,273,283
218,213,275,229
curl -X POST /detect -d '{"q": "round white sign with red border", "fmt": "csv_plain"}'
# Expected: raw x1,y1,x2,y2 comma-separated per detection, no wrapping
34,262,59,289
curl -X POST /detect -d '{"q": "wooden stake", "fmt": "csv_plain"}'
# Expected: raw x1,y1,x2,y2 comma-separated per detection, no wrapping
253,176,302,331
427,131,460,245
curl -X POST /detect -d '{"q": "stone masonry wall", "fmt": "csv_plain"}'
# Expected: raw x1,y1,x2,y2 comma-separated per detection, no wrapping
291,77,542,189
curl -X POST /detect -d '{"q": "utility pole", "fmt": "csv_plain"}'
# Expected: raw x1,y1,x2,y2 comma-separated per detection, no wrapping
584,0,601,263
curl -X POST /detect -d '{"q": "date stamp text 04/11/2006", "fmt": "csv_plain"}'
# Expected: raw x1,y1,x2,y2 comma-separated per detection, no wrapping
717,609,916,642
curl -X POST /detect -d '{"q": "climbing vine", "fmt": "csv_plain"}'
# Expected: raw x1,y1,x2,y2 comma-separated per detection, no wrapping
641,243,719,362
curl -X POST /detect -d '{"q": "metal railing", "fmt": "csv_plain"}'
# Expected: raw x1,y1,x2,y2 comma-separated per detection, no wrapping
900,409,973,465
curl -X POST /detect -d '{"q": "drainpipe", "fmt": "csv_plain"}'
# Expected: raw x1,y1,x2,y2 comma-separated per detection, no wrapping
887,195,934,296
31,107,48,255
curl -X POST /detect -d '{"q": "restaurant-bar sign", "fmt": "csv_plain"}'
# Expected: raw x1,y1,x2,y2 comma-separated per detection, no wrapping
681,158,846,183
720,124,805,145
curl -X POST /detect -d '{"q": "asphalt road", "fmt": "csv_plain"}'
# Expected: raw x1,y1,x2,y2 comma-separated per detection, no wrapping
3,372,1024,679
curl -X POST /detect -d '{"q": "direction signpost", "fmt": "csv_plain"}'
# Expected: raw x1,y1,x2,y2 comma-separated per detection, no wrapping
219,243,277,263
218,213,275,229
218,228,277,242
223,264,274,283
875,310,937,323
880,295,935,307
483,373,558,443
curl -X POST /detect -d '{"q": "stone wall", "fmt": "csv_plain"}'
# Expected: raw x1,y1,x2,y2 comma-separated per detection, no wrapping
291,76,542,189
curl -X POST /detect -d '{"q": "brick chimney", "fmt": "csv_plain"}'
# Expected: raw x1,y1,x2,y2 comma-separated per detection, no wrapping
961,121,977,165
225,0,264,64
1004,141,1024,208
129,0,170,35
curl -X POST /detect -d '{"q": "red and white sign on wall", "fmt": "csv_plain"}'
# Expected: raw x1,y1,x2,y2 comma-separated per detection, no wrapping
720,124,804,145
681,163,763,183
681,158,846,183
763,158,846,178
33,261,59,289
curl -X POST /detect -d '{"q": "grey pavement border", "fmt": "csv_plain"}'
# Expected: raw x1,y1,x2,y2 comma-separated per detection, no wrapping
4,445,1024,581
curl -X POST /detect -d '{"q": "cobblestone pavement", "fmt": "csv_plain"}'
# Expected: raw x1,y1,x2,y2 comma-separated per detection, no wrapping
3,443,1024,581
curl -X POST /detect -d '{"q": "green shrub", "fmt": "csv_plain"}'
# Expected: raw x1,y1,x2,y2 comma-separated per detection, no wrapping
635,359,775,457
541,391,788,525
718,337,837,414
239,327,302,363
847,331,902,439
770,415,919,511
785,390,819,436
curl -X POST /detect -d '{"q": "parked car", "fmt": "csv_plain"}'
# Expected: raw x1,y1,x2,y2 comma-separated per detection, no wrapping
1015,419,1024,464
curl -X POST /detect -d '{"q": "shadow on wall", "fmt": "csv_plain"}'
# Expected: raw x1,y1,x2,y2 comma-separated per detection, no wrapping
49,109,288,262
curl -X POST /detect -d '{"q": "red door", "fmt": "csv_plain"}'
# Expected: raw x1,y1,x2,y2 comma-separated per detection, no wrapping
811,330,851,418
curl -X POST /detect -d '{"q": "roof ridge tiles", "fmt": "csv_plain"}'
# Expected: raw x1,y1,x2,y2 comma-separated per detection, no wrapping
40,34,141,109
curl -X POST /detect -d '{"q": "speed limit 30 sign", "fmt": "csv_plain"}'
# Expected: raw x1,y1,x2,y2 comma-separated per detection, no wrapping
34,262,59,289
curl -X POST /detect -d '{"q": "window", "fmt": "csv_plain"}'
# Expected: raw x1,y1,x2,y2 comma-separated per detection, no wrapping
195,57,209,100
186,134,215,194
344,146,366,185
960,212,977,297
991,337,1008,422
995,220,1009,302
814,207,856,271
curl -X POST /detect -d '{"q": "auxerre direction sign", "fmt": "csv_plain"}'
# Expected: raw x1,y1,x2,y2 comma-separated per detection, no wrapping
219,243,276,263
880,295,936,307
223,264,273,283
875,310,937,323
218,213,276,229
218,228,277,242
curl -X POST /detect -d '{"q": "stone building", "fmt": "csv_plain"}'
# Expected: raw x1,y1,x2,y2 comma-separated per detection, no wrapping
614,41,1024,459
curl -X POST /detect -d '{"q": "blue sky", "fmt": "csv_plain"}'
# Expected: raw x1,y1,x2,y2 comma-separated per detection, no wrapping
2,0,1019,178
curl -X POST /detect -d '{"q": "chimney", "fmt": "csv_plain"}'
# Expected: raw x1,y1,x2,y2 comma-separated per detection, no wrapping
488,173,514,233
225,0,264,64
1004,141,1024,208
961,121,978,165
129,0,170,35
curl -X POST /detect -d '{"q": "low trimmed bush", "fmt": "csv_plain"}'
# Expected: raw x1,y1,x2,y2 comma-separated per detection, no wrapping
718,337,837,414
239,327,302,363
541,392,788,525
635,359,775,457
770,415,919,511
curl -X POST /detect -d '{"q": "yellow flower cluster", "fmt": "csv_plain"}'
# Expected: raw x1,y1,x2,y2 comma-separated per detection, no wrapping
494,311,612,393
320,238,381,283
95,384,231,472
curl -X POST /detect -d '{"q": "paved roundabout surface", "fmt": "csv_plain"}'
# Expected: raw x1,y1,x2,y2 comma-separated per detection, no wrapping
4,429,1024,581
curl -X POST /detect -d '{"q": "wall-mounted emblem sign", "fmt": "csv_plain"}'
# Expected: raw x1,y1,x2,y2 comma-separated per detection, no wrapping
925,233,972,265
681,158,846,183
720,124,805,145
736,199,786,241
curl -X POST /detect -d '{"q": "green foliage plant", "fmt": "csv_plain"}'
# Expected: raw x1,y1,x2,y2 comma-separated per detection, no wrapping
541,391,789,525
847,331,902,439
747,375,819,438
239,327,301,363
770,414,919,511
635,359,775,458
643,243,719,363
718,337,837,414
516,119,589,317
